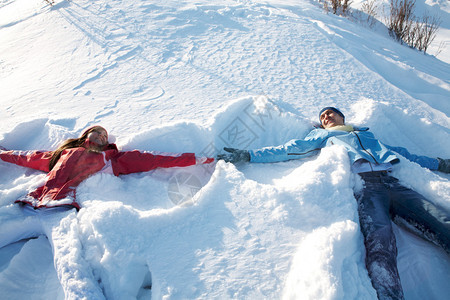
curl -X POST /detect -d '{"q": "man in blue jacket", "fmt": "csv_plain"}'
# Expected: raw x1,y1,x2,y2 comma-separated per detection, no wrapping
218,107,450,300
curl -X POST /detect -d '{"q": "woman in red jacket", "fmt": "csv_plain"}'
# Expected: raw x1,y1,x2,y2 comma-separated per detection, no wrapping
0,125,214,299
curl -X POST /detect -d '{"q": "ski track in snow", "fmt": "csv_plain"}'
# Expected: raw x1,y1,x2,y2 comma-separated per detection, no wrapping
0,0,449,299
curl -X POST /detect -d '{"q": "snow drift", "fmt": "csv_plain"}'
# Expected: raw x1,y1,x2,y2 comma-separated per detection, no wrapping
0,0,449,299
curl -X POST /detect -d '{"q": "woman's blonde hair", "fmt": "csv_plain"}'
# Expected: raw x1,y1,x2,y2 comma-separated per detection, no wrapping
49,126,106,170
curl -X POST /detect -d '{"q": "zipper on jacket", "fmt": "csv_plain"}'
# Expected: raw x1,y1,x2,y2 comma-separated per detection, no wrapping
287,148,321,156
353,131,379,164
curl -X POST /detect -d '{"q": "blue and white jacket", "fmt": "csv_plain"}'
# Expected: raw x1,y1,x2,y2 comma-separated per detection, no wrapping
249,127,439,172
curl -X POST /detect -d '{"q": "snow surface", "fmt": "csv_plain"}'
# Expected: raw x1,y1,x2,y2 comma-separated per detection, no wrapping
0,0,449,299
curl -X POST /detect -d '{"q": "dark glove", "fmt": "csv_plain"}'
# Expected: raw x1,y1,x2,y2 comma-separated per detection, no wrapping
217,147,250,163
437,158,450,173
0,145,7,151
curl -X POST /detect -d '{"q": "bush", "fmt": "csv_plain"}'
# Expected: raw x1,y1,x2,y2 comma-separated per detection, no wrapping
322,0,352,16
387,0,415,42
361,0,378,27
387,0,441,53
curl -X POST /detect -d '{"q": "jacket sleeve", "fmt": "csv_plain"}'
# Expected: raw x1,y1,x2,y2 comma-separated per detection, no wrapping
111,150,197,175
249,129,326,163
385,145,439,170
0,150,52,172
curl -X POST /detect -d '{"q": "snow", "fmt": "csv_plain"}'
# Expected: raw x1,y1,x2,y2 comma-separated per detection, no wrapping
0,0,449,299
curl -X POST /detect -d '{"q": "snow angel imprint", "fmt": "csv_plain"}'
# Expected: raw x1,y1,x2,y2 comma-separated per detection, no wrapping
0,125,214,299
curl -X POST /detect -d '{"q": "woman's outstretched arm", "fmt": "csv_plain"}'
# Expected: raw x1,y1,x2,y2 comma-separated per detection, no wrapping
0,148,52,172
111,150,213,175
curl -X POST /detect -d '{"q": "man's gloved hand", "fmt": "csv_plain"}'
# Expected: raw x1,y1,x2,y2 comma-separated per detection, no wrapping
217,147,250,163
437,158,450,173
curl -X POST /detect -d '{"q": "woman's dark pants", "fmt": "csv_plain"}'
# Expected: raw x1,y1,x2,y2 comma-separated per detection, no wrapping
356,171,450,300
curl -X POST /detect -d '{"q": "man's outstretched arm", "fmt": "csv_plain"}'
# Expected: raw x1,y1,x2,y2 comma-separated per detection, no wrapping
386,145,449,173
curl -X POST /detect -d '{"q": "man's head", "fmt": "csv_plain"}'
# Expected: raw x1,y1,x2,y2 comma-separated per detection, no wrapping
319,107,345,129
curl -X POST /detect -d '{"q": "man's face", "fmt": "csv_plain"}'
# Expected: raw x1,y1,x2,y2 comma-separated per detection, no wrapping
320,109,345,129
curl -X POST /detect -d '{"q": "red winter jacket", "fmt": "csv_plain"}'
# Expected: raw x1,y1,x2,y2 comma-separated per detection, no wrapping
0,144,212,210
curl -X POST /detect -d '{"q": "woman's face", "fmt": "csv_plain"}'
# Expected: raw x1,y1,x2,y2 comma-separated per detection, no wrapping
86,127,109,147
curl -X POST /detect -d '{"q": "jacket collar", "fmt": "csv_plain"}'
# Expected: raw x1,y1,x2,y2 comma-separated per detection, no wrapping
352,126,369,131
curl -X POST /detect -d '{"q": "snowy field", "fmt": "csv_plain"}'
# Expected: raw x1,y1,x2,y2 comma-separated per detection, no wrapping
0,0,449,299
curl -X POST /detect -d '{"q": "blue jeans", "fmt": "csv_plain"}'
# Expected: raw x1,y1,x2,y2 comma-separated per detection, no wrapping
356,171,450,300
